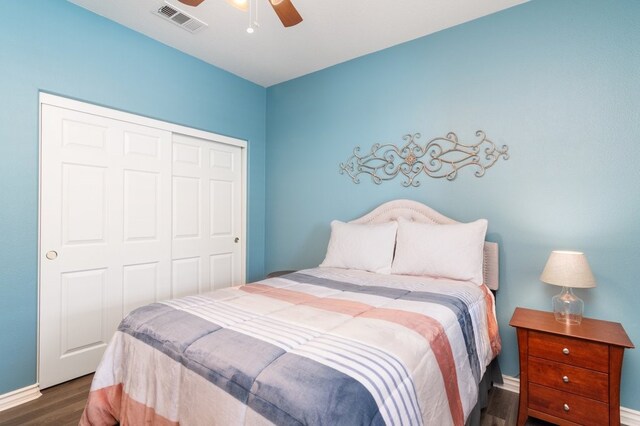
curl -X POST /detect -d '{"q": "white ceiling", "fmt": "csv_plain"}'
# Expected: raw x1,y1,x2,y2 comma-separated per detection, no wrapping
68,0,527,87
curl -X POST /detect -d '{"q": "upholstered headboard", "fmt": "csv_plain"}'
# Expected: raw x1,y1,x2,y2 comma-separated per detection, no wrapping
350,199,499,290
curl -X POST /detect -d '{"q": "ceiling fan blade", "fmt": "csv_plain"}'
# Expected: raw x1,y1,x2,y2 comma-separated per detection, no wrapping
177,0,205,6
269,0,303,27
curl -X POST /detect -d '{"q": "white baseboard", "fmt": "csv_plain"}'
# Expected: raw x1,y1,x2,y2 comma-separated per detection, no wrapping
495,374,520,393
496,374,640,426
0,384,42,412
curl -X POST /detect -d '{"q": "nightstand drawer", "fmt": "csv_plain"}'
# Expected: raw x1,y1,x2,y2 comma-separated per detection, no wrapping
528,356,608,401
529,330,609,372
529,383,609,426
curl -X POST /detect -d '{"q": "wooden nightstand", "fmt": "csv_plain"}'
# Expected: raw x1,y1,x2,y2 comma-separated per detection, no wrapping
510,307,634,426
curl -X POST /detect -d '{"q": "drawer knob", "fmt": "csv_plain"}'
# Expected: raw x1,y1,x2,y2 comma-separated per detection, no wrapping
563,403,570,412
562,375,569,383
562,347,570,355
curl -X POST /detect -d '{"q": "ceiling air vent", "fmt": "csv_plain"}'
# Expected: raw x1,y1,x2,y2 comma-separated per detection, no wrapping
154,2,208,33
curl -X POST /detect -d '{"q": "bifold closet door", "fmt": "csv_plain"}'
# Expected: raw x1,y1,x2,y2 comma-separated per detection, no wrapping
171,133,243,297
39,105,172,388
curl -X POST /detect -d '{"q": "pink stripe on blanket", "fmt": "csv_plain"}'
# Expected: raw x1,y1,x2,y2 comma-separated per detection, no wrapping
240,283,317,304
242,283,370,315
241,283,372,315
80,384,178,426
480,284,501,358
239,282,464,424
361,308,464,426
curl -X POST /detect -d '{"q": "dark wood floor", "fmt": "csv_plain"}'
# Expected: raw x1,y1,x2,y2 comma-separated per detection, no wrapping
0,375,92,426
0,375,551,426
481,386,552,426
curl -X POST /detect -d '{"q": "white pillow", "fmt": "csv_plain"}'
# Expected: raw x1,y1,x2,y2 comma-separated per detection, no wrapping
319,220,398,274
391,217,488,285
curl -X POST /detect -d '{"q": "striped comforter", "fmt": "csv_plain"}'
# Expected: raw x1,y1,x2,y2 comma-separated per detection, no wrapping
80,268,500,425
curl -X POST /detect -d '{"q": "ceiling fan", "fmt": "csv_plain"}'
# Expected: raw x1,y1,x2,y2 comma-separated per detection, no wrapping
177,0,303,27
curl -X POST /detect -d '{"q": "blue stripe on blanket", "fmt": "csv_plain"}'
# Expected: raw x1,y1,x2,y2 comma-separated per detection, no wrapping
119,303,221,354
250,353,383,426
119,303,382,425
402,292,480,383
283,272,408,299
285,272,481,383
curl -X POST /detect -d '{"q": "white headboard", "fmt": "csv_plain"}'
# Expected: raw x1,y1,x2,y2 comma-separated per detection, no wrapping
350,199,499,290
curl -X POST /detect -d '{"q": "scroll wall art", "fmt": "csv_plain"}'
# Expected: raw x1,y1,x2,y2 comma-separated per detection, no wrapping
339,130,509,187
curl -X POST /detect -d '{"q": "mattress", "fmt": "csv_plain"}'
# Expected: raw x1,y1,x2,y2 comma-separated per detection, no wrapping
80,268,500,425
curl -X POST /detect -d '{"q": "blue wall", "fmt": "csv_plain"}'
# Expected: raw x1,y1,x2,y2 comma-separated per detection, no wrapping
266,0,640,409
2,0,639,412
0,1,266,394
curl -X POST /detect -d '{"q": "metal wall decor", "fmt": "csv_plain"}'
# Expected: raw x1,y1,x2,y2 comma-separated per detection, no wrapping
339,130,509,186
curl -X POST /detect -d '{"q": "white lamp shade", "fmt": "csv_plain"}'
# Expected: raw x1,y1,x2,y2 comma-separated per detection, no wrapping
540,250,596,289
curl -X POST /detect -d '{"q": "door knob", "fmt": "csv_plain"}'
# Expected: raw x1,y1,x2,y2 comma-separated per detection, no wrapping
46,250,58,260
234,237,239,243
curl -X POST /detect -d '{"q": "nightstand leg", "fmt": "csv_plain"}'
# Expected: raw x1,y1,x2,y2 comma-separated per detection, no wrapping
516,393,527,426
609,347,624,426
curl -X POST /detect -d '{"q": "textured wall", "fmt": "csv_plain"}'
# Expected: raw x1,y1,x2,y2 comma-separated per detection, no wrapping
0,0,266,394
266,0,640,409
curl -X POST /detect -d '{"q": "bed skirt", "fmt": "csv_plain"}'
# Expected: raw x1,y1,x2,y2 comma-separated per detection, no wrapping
466,357,503,426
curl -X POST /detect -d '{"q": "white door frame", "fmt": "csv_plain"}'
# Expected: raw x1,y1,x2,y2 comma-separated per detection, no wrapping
37,92,248,386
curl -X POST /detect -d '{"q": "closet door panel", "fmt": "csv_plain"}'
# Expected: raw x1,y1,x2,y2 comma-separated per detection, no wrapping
59,268,108,356
172,257,201,298
210,253,233,290
173,176,201,241
40,95,245,389
123,170,160,241
172,134,242,295
210,180,233,237
123,262,160,315
62,164,108,245
207,141,242,289
40,105,171,388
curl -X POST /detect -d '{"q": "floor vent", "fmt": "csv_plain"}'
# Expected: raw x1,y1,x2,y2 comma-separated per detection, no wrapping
154,2,208,33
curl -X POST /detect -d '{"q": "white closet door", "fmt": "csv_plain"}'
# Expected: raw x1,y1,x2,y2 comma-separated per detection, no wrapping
172,133,243,298
39,105,172,388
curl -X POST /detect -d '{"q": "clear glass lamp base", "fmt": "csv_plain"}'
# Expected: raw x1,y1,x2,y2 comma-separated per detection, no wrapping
552,287,584,325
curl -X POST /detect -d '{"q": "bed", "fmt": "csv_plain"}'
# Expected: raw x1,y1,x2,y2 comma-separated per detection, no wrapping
81,199,501,426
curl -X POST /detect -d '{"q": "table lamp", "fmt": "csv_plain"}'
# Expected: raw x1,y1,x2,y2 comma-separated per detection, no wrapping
540,250,596,324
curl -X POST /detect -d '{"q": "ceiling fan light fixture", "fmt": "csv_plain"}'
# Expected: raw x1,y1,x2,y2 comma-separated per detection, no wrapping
225,0,248,11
